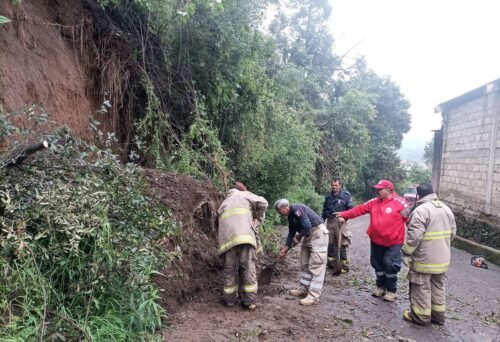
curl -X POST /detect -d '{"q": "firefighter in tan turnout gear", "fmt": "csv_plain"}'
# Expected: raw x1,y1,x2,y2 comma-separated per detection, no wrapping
402,183,456,326
217,182,268,310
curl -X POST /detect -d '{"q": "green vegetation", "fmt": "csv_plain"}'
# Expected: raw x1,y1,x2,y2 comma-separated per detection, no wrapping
2,0,420,338
0,108,180,340
397,165,432,195
0,16,12,24
423,138,434,167
91,0,411,203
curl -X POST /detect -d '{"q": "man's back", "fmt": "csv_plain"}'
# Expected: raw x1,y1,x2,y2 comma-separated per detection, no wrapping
408,194,456,273
217,189,268,255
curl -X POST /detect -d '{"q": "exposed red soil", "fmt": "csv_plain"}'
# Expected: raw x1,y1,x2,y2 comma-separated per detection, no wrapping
0,0,93,137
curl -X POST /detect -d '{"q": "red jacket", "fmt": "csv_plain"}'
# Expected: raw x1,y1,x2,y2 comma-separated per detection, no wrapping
339,194,410,246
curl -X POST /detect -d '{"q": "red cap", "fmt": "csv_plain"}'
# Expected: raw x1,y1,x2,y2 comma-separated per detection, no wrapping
373,179,394,190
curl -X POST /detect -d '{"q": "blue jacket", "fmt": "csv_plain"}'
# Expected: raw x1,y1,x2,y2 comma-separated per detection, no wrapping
286,204,323,247
322,190,354,219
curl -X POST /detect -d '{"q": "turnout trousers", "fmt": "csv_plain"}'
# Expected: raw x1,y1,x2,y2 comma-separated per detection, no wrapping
408,272,447,325
370,242,403,293
298,224,329,299
222,244,257,305
326,217,351,270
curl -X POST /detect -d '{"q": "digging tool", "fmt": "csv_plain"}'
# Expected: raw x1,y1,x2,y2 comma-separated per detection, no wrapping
331,218,344,276
258,243,295,286
258,255,282,286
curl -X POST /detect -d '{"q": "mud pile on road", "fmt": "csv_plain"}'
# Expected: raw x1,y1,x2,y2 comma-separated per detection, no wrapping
142,169,226,312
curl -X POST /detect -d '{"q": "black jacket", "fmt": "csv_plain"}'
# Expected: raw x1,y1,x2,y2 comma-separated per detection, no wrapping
322,190,354,219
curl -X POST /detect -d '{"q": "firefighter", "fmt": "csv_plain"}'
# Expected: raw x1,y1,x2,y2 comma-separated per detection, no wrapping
337,180,410,302
402,183,456,326
217,182,268,310
275,199,329,306
322,177,354,273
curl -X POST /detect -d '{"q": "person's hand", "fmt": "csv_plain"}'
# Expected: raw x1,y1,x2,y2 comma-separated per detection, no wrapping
337,216,346,224
279,245,289,257
401,255,412,279
292,236,302,246
402,255,412,268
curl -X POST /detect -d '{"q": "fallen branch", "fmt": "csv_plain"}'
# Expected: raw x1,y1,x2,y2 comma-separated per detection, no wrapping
4,141,49,168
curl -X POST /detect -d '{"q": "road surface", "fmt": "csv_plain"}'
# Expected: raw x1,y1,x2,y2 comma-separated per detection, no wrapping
163,216,500,341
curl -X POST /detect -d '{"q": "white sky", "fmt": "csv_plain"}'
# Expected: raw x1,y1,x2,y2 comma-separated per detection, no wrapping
329,0,500,159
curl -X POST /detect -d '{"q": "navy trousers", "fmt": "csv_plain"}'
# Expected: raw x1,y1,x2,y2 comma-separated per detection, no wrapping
370,242,403,293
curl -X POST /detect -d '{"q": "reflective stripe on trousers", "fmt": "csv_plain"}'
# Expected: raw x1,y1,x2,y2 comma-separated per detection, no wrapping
299,224,328,299
223,244,258,305
408,271,447,325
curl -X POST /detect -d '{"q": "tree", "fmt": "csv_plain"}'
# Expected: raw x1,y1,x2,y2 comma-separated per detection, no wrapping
423,138,434,167
99,0,413,203
343,60,411,198
270,0,339,111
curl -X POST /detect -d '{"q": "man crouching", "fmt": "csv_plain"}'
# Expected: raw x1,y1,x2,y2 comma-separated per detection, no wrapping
275,199,328,306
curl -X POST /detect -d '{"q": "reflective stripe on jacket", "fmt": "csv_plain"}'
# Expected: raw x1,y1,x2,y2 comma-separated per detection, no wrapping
217,189,268,255
403,193,456,274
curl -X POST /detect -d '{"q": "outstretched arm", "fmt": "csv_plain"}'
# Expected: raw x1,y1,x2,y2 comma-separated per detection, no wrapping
339,201,371,220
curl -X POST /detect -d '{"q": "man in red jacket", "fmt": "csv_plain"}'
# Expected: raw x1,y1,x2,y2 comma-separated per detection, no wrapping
337,180,410,302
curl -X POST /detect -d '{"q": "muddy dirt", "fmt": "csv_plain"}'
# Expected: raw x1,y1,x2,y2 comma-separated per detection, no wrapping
162,215,500,342
143,169,226,313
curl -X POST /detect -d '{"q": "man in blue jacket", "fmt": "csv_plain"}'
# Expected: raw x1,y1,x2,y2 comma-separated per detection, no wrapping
276,199,329,306
322,177,354,273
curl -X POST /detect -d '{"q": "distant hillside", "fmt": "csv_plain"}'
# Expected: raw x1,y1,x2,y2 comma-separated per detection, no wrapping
398,136,426,162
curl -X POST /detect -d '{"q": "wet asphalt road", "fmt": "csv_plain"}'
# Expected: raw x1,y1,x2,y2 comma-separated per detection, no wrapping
164,215,500,341
330,215,500,341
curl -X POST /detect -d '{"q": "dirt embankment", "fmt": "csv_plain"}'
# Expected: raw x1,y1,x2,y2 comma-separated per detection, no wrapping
143,169,226,312
0,0,230,315
0,0,92,136
0,0,141,149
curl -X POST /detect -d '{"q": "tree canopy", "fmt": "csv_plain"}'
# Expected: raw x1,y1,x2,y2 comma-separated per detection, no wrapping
88,0,412,202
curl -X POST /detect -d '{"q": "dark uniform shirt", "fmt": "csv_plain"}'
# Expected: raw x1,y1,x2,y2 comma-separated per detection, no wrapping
322,190,354,220
286,204,323,247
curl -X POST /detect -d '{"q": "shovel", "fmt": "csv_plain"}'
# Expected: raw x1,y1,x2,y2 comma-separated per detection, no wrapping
258,255,282,286
332,218,344,276
258,243,295,286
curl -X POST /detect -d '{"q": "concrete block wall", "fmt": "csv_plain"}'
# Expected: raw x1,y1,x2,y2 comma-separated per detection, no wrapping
491,96,500,215
439,92,500,217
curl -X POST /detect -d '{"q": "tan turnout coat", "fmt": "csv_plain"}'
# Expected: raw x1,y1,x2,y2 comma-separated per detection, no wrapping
217,189,268,255
403,193,456,274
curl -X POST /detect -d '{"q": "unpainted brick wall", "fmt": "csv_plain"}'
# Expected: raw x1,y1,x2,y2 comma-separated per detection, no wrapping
439,93,500,218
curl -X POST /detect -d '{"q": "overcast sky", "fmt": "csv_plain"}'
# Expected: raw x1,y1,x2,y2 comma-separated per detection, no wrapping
329,0,500,160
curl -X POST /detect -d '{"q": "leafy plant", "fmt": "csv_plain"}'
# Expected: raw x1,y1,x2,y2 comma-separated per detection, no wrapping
0,16,11,24
0,108,180,340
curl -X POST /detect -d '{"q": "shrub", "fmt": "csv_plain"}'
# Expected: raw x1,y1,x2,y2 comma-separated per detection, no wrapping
0,108,180,340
